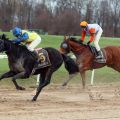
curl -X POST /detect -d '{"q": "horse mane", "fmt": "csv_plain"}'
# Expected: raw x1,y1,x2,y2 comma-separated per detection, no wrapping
69,37,86,46
69,37,78,42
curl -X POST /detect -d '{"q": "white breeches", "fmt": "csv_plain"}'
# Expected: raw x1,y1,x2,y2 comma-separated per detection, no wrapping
26,36,41,51
94,28,103,51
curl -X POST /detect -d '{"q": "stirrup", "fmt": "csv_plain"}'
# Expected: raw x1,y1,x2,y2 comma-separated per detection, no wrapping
96,58,106,63
96,55,103,59
95,57,106,63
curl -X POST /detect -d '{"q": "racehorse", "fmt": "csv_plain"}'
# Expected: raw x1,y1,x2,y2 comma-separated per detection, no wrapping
60,36,120,88
0,34,78,101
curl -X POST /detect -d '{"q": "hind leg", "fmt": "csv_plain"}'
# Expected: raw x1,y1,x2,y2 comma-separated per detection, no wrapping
0,71,16,80
80,71,86,89
62,73,78,86
32,68,53,101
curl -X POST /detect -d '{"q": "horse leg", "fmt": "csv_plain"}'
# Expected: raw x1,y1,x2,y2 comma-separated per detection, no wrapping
62,73,78,86
12,72,26,90
0,71,16,80
12,66,33,90
80,71,86,89
32,68,53,101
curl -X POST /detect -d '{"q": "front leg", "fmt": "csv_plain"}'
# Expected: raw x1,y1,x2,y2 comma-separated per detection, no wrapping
12,72,26,90
0,71,16,81
12,69,32,90
32,68,53,101
62,73,78,87
11,62,34,90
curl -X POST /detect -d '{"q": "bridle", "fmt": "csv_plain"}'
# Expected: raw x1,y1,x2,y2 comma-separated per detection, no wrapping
61,39,72,54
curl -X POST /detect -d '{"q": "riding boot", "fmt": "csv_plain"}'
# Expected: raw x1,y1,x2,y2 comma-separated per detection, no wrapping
31,51,38,60
96,50,103,59
31,51,40,69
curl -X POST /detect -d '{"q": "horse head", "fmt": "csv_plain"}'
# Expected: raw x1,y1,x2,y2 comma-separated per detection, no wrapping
60,36,71,54
60,36,86,54
0,34,13,53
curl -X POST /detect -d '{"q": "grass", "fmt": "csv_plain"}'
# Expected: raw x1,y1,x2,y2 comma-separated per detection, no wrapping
0,32,120,88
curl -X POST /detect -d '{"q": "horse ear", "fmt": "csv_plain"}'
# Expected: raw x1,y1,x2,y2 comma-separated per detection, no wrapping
0,34,7,40
64,35,68,41
2,34,6,39
68,35,70,39
64,36,66,40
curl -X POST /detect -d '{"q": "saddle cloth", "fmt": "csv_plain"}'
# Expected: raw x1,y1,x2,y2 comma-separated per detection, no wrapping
35,48,51,69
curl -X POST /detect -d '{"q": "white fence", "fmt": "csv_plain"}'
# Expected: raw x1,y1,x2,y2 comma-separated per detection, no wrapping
0,55,8,59
90,69,95,85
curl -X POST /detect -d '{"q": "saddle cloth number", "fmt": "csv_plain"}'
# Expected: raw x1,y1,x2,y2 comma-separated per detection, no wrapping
39,53,46,63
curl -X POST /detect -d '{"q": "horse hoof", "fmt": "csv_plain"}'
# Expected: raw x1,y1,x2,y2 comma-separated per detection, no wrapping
17,87,25,90
62,83,67,87
32,98,37,102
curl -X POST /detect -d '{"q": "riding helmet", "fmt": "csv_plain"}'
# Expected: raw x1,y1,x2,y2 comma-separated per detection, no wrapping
80,21,88,27
12,27,22,36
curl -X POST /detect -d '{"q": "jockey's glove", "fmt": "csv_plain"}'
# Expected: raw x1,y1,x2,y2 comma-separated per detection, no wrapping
87,41,91,45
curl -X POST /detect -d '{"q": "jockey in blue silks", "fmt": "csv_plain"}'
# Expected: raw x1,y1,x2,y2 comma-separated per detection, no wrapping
12,27,42,67
12,27,41,52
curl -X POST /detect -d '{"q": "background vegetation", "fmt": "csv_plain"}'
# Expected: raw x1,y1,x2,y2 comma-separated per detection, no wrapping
0,0,119,37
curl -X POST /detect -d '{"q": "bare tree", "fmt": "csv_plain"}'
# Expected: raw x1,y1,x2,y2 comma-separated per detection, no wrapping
33,3,52,31
0,0,119,37
0,0,16,30
109,0,120,37
15,0,34,28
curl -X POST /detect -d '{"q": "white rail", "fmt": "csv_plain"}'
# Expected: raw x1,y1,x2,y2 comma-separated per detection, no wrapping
0,55,8,59
91,69,95,85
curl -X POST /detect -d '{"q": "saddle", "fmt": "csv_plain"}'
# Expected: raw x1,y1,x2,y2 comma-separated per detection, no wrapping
88,45,106,63
35,48,51,69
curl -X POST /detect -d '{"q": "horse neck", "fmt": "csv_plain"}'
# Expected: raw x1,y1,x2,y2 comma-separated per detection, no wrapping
4,41,21,57
69,41,86,55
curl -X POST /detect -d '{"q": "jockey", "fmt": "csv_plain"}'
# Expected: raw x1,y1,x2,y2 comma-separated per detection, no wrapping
12,27,41,60
79,21,103,59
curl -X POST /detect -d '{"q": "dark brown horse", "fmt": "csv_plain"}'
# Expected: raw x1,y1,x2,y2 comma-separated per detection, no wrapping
60,36,120,88
0,35,78,101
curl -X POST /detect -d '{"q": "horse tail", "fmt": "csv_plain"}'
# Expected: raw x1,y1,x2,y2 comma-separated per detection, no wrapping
61,54,79,74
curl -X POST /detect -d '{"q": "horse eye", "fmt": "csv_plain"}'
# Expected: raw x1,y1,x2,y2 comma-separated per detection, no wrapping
62,43,68,49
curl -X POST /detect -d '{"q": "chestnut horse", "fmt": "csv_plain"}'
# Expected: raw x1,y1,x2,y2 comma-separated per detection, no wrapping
60,37,120,88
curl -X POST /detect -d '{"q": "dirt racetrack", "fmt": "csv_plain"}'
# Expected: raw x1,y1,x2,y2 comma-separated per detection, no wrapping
0,84,120,120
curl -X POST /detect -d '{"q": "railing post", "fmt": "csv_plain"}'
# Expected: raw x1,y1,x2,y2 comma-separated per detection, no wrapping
91,69,95,85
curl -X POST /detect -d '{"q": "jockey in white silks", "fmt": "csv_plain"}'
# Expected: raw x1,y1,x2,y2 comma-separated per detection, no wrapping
80,21,103,59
